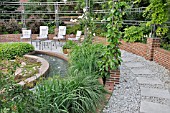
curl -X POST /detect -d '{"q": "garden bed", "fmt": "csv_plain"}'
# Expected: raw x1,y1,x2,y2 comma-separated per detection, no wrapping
18,55,49,87
0,55,49,87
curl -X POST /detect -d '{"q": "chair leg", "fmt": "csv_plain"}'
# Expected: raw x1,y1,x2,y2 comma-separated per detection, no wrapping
55,41,57,49
36,42,38,47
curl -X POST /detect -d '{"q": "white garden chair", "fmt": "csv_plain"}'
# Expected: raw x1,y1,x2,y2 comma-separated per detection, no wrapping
52,26,66,47
68,31,82,41
37,26,48,39
20,29,32,44
33,26,48,49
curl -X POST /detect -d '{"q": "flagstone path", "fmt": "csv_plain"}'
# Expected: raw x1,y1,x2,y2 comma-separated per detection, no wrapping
103,50,170,113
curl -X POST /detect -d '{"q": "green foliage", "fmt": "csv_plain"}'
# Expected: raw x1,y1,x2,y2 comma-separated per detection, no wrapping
0,0,19,19
0,85,34,113
99,1,128,82
0,70,33,113
31,74,105,113
124,26,143,42
0,43,34,60
123,24,150,43
66,25,82,34
94,24,107,37
0,19,22,34
143,0,168,37
26,16,45,34
69,43,104,74
45,21,56,34
63,40,77,49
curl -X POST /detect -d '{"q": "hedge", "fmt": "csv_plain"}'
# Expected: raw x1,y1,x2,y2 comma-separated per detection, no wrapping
0,42,34,60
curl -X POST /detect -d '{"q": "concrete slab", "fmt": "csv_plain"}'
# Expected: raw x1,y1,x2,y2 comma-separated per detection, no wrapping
131,68,156,74
141,87,170,99
122,57,134,62
137,77,163,85
140,101,170,113
124,62,144,68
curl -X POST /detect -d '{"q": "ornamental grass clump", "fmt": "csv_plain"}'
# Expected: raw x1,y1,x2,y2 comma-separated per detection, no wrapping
69,43,104,75
32,74,106,113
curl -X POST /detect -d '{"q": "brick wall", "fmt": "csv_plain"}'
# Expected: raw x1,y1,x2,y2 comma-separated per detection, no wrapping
0,34,71,42
153,48,170,70
120,38,170,70
120,40,147,58
145,38,160,61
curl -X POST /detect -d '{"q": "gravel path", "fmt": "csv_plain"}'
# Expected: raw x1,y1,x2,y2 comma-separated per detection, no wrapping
103,50,170,113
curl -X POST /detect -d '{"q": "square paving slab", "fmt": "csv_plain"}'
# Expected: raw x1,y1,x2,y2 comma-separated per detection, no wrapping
122,57,136,62
141,87,170,99
131,68,156,74
140,101,170,113
124,62,144,68
136,77,163,85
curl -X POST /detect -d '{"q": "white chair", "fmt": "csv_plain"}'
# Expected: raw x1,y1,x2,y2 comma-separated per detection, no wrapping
20,30,32,44
38,26,48,39
34,26,48,49
68,31,82,41
52,26,66,47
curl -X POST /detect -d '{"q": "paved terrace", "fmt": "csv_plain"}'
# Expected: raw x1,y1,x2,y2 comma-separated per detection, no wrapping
30,42,170,113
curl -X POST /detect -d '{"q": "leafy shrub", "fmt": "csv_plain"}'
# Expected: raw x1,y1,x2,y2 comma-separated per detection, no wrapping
45,21,56,34
123,26,143,42
94,23,107,37
0,69,33,113
66,24,82,34
26,16,45,34
0,21,6,34
63,40,77,49
0,43,34,60
4,19,22,34
123,24,150,43
0,19,22,34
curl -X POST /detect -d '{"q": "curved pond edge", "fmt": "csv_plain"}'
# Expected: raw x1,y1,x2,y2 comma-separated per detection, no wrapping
18,54,50,86
17,50,68,86
33,50,68,61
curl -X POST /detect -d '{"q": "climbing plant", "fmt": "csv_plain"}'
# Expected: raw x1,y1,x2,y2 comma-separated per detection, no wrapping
98,0,128,85
143,0,168,37
77,0,95,43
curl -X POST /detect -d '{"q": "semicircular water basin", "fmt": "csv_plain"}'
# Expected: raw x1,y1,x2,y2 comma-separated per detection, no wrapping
35,54,68,77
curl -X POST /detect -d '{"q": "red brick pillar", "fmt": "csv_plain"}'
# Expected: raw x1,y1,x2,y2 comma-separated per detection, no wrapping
146,38,160,61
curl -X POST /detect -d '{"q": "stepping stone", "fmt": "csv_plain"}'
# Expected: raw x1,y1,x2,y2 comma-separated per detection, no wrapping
140,101,170,113
125,62,144,68
137,77,163,85
122,57,135,62
141,87,170,99
131,68,156,74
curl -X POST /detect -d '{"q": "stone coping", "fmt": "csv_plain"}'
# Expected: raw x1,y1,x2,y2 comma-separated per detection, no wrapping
34,50,68,61
18,54,49,86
